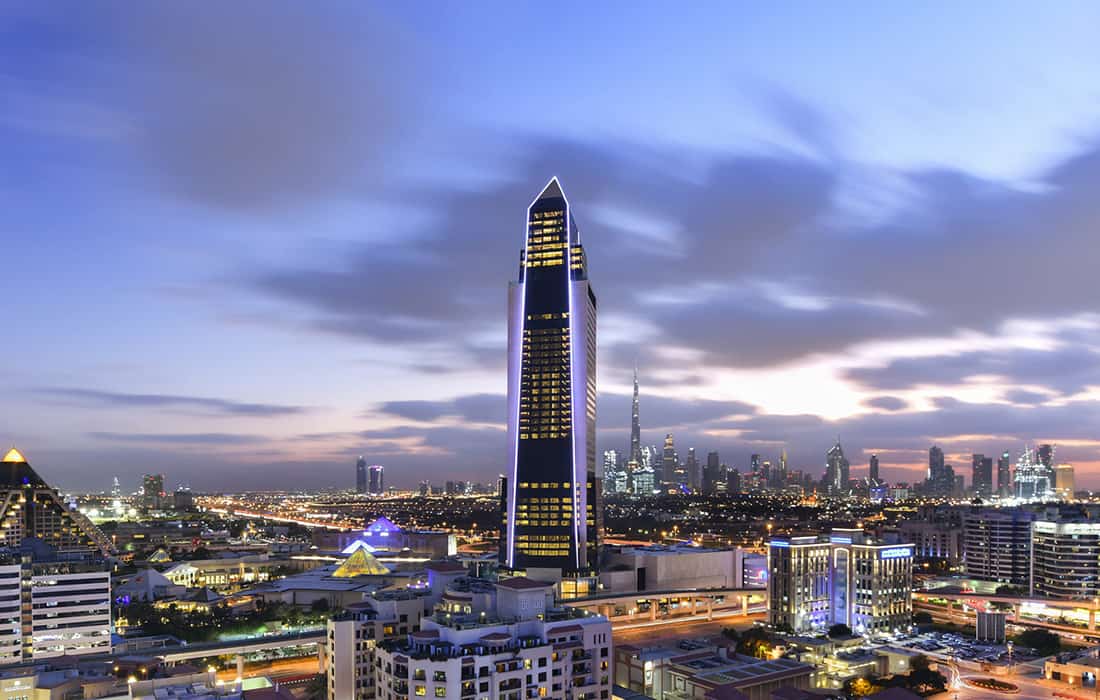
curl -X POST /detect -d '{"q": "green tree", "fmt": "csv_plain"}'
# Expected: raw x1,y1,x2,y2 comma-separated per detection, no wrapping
1014,629,1061,656
912,611,933,624
827,623,852,638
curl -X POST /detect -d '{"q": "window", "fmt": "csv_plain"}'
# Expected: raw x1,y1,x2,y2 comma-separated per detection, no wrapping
415,687,426,696
435,688,447,698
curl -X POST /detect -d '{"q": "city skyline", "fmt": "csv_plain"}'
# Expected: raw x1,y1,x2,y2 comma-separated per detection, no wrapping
7,4,1100,490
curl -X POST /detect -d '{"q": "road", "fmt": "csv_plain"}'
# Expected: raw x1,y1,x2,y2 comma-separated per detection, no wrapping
612,611,764,646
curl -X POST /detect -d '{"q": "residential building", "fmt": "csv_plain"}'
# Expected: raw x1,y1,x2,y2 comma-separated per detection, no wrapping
369,465,385,496
370,578,612,700
1031,521,1100,600
962,509,1036,585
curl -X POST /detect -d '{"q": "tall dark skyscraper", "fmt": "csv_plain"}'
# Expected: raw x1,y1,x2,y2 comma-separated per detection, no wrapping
629,365,641,465
502,178,599,594
368,464,384,495
355,456,367,494
868,453,880,483
1036,443,1055,488
972,454,993,497
997,451,1011,496
703,451,721,495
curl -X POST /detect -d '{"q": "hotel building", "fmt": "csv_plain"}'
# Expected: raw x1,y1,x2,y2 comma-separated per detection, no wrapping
502,179,600,597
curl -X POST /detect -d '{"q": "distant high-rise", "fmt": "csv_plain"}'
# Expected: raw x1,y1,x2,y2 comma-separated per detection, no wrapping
1036,443,1055,488
662,434,677,489
868,453,880,483
777,449,789,487
686,447,699,491
927,445,954,496
142,473,165,508
972,454,993,498
368,464,384,495
602,450,622,494
1055,464,1075,500
997,452,1011,497
703,451,721,495
502,178,599,592
355,456,368,494
1014,446,1050,500
629,366,641,465
825,441,849,495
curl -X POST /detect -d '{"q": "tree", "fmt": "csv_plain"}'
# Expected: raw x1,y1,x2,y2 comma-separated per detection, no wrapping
844,676,881,697
912,611,933,625
827,623,852,638
996,584,1026,596
1014,629,1061,656
905,654,947,695
311,598,331,613
735,627,776,659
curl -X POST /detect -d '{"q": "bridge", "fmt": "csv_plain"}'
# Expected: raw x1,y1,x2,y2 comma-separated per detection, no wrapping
156,629,326,669
913,589,1100,639
568,587,766,623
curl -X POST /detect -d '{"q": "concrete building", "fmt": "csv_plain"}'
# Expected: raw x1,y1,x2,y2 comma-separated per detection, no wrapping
326,590,428,700
370,577,612,700
896,519,962,562
0,546,112,666
614,639,812,700
1031,521,1100,600
1056,464,1076,500
768,531,913,636
962,509,1036,585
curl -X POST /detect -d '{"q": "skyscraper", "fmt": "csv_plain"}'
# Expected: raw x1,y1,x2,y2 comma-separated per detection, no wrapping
502,178,599,594
972,454,993,498
686,447,699,491
703,451,721,495
825,441,849,495
368,464,384,495
356,456,367,494
868,453,880,483
1014,446,1049,500
662,434,677,489
629,365,641,465
1055,464,1075,500
997,452,1011,497
142,473,165,508
927,445,954,496
1036,443,1055,488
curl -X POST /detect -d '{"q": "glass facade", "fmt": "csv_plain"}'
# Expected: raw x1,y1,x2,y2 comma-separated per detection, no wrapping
503,179,599,579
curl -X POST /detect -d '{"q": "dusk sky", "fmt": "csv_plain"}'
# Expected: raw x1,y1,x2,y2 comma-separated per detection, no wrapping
5,3,1100,492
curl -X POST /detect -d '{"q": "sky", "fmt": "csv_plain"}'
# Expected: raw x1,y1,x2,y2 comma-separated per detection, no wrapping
4,2,1100,492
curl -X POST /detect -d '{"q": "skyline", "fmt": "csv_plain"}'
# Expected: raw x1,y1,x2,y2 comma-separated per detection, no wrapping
6,4,1100,490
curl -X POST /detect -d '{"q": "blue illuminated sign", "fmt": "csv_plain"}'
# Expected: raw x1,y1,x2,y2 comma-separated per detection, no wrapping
770,540,790,548
880,547,912,559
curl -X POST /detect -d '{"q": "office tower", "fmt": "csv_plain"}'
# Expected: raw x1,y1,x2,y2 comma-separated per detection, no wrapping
367,577,612,700
1031,520,1100,599
703,451,721,495
777,449,789,487
928,445,944,481
173,488,195,511
962,509,1037,585
355,456,367,494
686,447,699,491
997,452,1011,497
972,454,993,497
767,530,913,635
1014,446,1050,500
142,473,165,508
630,366,641,464
602,450,621,494
868,453,880,483
760,460,772,490
419,480,430,497
1055,464,1075,500
632,465,655,495
661,434,678,489
502,178,599,594
727,468,741,494
926,445,955,496
0,449,112,556
367,464,385,495
1035,443,1056,491
824,441,849,495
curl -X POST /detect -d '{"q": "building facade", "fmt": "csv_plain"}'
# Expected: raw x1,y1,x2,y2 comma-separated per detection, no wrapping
369,578,611,700
768,531,913,635
962,509,1036,585
502,178,599,595
1030,521,1100,600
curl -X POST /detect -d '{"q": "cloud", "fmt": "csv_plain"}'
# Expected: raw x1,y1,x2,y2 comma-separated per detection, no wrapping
88,432,264,445
864,396,908,411
376,394,505,425
34,387,307,417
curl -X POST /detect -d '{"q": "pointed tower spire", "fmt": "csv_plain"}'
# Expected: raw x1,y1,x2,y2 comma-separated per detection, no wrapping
536,176,564,202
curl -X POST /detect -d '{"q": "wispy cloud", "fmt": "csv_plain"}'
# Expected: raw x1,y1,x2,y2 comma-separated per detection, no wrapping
35,387,307,417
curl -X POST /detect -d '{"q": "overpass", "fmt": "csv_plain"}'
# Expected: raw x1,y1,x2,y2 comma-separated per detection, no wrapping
157,630,325,666
568,587,766,623
913,589,1100,639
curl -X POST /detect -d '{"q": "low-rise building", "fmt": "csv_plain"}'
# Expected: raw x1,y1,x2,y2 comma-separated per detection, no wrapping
360,578,611,700
768,530,913,636
601,545,738,592
614,639,813,700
